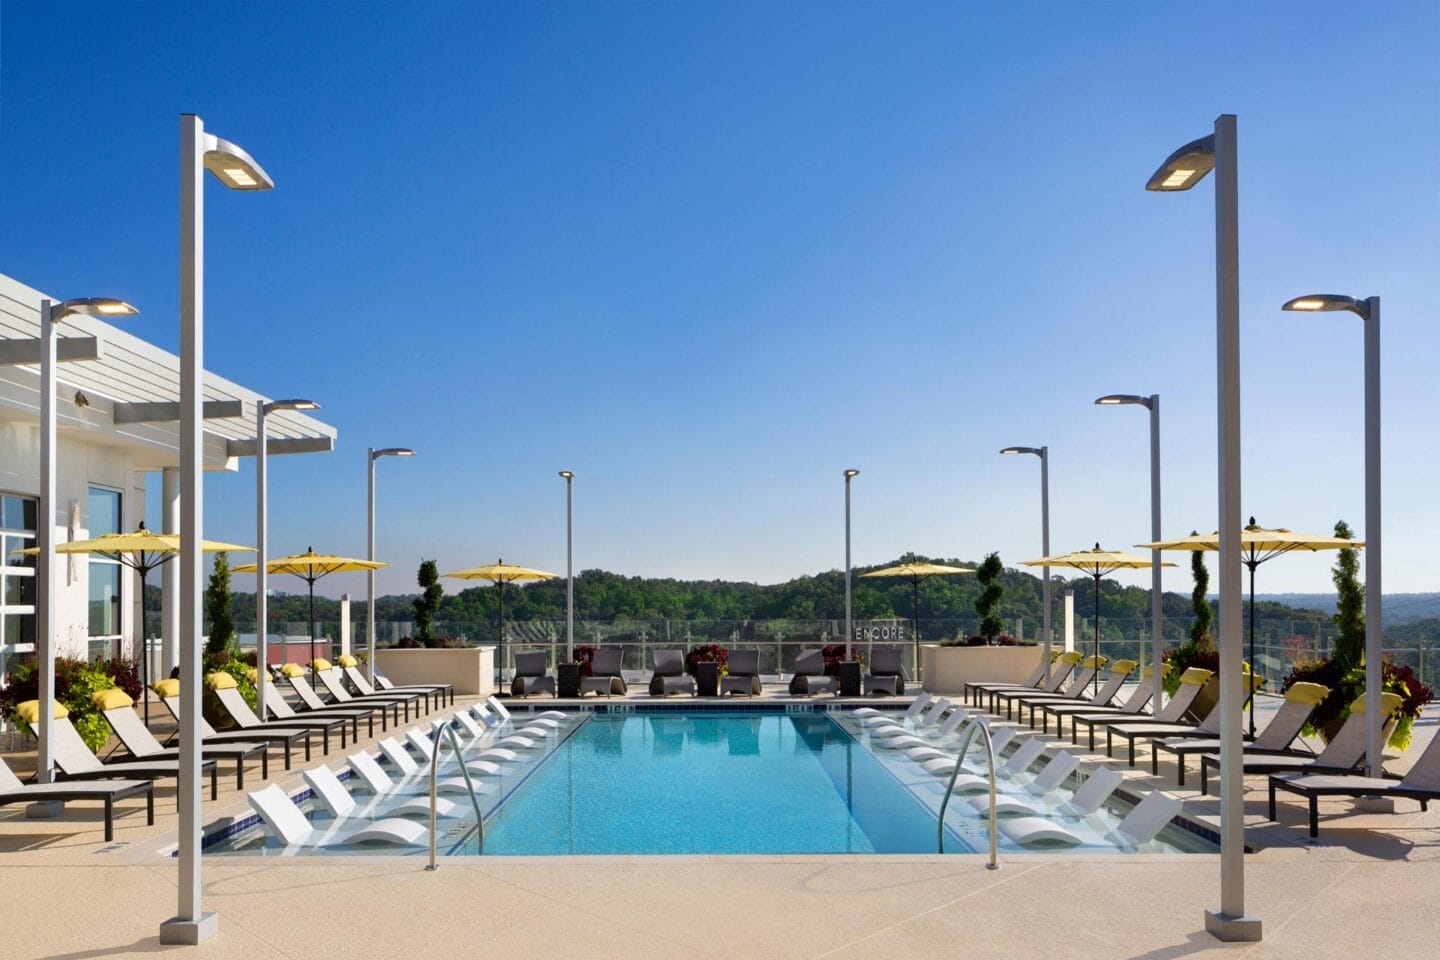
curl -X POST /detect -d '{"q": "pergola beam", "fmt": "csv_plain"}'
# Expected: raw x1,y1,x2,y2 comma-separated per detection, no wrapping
225,436,334,457
114,400,243,424
0,337,101,365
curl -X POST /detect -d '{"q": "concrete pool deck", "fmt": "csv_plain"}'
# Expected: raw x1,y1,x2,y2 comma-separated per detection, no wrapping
3,691,1437,958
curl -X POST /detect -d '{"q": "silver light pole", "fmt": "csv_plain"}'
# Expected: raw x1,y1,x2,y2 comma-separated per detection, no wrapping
254,399,319,717
844,469,859,658
559,471,574,661
1283,294,1383,785
1149,114,1258,942
368,448,416,681
1000,447,1051,677
162,114,271,948
31,299,136,794
1097,394,1164,710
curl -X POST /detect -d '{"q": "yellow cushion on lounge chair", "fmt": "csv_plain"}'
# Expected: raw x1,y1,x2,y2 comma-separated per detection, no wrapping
14,699,68,723
1050,650,1064,662
205,671,238,690
1058,651,1084,665
1110,659,1138,676
1284,681,1329,706
1245,672,1266,694
1177,667,1213,686
335,654,358,668
280,663,305,677
310,658,332,672
245,667,258,683
152,678,180,698
1351,691,1404,716
1082,654,1108,669
90,687,133,710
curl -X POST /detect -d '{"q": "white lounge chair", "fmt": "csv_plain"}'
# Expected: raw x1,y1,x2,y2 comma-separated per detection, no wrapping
877,710,969,751
998,787,1183,849
303,763,462,820
869,697,950,737
918,726,1018,777
940,737,1049,794
487,696,566,723
967,750,1083,817
349,749,495,797
402,729,512,774
247,782,426,848
853,692,931,719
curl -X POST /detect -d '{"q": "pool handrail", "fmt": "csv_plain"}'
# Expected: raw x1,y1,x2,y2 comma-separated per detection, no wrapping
937,716,999,869
426,717,486,869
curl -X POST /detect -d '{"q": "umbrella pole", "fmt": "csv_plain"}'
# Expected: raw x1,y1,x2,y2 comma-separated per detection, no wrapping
137,561,150,730
309,578,317,672
498,579,506,695
1247,561,1256,738
1093,572,1101,696
912,577,920,683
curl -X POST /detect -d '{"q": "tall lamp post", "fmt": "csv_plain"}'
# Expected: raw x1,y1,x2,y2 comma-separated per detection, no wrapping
368,447,415,680
163,114,271,947
1000,447,1050,676
33,299,137,793
254,398,319,717
843,469,859,658
1148,114,1258,942
1097,394,1164,710
1283,293,1384,787
559,471,574,661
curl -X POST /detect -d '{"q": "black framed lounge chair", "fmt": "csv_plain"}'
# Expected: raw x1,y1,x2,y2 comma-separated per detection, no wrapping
1024,660,1138,730
788,650,837,697
1105,671,1262,767
29,704,220,801
0,756,153,843
262,672,377,736
995,655,1110,722
721,650,762,697
967,651,1081,710
1154,681,1328,785
284,667,402,727
91,688,267,789
580,648,628,697
314,661,422,717
648,649,696,697
1269,716,1440,838
156,678,319,764
338,654,453,707
180,675,333,760
1199,692,1403,795
863,647,906,697
1071,667,1213,751
1040,665,1160,737
511,651,557,698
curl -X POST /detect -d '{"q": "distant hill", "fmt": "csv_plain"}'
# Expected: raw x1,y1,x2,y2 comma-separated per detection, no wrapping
1257,593,1440,625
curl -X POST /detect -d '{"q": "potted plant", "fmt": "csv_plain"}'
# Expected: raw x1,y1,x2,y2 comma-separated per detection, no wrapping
685,644,729,676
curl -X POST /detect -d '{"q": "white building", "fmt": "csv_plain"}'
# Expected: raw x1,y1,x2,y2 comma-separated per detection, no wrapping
0,271,336,683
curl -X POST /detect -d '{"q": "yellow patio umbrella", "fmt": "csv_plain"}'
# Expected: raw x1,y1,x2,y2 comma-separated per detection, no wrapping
859,562,975,675
1021,545,1174,695
11,522,254,726
233,549,389,672
1137,517,1362,736
443,559,559,691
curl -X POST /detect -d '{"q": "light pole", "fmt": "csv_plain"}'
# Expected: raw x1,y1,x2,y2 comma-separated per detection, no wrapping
1283,293,1384,786
368,447,416,681
1097,394,1164,710
33,299,137,793
559,471,574,661
254,398,319,717
844,469,859,658
1148,114,1258,942
164,114,271,948
1000,447,1050,676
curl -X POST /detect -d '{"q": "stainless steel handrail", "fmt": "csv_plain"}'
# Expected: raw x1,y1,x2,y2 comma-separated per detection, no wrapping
426,718,487,870
937,716,999,869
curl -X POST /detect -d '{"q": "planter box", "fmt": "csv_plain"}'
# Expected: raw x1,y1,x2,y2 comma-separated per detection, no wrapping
375,645,495,696
919,643,1043,695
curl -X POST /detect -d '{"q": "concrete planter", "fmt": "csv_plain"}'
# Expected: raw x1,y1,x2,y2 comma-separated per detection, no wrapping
375,645,496,696
920,643,1043,695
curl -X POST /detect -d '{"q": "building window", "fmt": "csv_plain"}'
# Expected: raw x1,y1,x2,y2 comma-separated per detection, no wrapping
0,493,38,654
87,486,123,654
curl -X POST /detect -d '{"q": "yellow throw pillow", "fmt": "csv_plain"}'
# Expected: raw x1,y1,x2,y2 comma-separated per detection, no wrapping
1111,659,1138,676
280,663,305,678
14,699,68,723
1177,667,1213,686
1352,691,1404,717
310,658,333,673
152,678,181,698
245,667,258,683
205,671,238,691
90,687,134,710
335,654,358,668
1284,681,1329,706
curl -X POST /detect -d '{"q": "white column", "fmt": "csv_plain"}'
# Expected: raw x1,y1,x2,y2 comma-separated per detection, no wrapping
1205,112,1259,941
161,467,181,674
160,112,217,945
339,594,352,657
1063,589,1075,653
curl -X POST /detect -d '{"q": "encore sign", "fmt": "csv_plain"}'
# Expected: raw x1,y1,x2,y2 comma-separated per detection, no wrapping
853,622,907,643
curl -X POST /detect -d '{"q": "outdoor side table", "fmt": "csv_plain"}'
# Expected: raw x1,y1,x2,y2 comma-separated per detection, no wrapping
837,661,862,697
557,662,581,698
694,661,719,697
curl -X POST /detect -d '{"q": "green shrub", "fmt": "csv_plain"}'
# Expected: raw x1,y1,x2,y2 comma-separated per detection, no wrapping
1,658,122,752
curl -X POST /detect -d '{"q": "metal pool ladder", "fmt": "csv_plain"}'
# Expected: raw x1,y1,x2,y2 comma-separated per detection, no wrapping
937,716,999,869
426,717,487,870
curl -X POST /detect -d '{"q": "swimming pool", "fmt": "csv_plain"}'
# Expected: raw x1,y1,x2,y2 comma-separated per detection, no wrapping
207,705,1218,857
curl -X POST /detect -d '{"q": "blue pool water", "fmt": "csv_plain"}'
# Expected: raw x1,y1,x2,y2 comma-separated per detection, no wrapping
478,711,965,855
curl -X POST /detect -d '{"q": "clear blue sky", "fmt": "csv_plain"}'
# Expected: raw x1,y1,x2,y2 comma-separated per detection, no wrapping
2,2,1437,598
